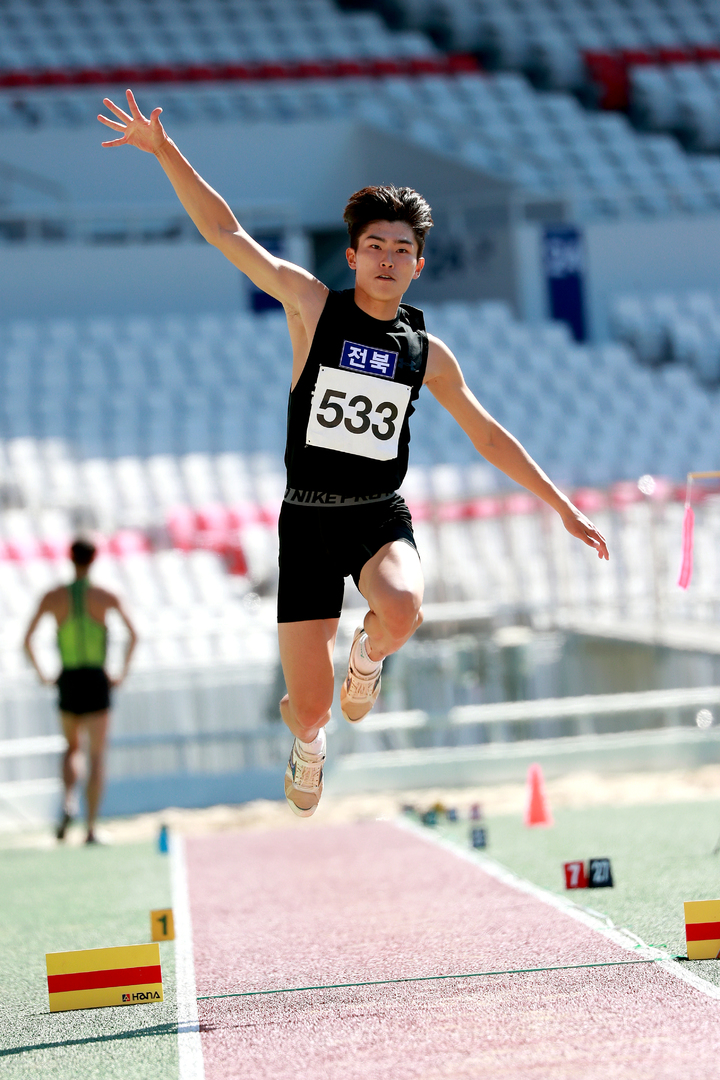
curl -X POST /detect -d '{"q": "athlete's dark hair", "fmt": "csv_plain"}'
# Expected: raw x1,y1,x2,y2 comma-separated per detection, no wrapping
70,538,96,567
343,185,433,257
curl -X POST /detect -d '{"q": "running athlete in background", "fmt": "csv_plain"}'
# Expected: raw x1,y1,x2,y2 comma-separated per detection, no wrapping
24,539,137,843
97,91,608,818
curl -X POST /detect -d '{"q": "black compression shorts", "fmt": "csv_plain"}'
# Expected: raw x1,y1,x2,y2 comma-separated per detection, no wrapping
277,493,417,623
57,668,111,716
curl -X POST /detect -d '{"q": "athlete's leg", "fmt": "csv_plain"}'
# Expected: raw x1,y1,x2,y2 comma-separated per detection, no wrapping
60,712,82,811
278,618,339,742
83,709,110,839
357,539,424,663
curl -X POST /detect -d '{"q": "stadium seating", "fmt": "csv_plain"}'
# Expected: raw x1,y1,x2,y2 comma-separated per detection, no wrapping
362,0,720,149
382,0,720,90
3,69,719,219
3,300,719,500
629,62,720,150
0,0,436,80
2,0,719,218
611,289,720,382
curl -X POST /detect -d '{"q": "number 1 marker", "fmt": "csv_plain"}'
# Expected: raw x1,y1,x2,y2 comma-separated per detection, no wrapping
151,908,175,941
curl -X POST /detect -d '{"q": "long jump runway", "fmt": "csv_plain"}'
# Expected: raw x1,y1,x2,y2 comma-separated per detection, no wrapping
186,821,720,1079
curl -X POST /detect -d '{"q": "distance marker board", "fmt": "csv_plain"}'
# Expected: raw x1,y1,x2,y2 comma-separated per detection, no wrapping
46,943,163,1012
684,899,720,960
564,859,613,890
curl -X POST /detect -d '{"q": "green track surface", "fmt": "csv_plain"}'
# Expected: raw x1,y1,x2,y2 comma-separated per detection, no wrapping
436,800,720,988
0,841,178,1080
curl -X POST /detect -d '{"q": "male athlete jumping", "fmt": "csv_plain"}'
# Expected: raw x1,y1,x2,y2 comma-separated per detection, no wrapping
98,91,608,817
24,539,137,842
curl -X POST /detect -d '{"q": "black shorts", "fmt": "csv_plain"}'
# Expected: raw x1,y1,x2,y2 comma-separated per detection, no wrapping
57,668,111,716
277,493,417,623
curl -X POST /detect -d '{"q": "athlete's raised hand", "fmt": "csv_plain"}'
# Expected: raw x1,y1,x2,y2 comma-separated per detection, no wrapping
561,506,609,560
97,88,166,152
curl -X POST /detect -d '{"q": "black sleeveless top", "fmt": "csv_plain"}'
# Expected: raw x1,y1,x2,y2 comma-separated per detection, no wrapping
284,290,428,498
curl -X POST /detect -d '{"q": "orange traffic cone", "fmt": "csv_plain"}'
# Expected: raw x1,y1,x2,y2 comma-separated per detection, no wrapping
524,763,553,827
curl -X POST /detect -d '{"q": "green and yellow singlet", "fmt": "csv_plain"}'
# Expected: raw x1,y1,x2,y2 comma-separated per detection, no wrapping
57,579,107,671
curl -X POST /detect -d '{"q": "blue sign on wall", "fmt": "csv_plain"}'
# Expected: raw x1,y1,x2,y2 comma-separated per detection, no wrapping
543,226,587,342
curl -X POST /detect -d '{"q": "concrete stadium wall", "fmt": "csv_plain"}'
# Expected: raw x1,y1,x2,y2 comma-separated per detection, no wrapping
0,117,518,318
1,118,360,221
0,242,247,319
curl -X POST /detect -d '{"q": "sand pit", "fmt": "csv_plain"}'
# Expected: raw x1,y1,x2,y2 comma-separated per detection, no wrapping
6,762,720,848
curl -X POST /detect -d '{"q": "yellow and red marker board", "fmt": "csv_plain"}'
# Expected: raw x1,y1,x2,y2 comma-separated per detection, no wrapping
46,943,163,1012
684,899,720,960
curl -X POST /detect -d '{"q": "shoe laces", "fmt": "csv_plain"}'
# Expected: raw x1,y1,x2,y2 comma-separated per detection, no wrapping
292,744,324,789
345,666,381,700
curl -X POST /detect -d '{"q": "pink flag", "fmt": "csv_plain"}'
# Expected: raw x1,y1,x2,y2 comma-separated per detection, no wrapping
678,505,695,589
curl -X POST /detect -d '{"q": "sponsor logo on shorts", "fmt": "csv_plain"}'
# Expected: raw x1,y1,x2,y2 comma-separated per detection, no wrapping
340,340,398,379
283,488,394,507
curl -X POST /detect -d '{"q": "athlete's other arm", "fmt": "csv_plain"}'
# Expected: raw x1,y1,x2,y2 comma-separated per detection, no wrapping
23,591,59,685
424,336,609,559
96,91,327,320
103,590,138,687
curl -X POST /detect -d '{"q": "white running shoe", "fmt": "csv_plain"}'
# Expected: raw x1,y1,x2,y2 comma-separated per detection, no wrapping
341,626,383,724
284,729,326,818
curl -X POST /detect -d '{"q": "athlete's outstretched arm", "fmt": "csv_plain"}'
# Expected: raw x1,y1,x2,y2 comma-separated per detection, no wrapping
424,335,609,559
97,90,326,310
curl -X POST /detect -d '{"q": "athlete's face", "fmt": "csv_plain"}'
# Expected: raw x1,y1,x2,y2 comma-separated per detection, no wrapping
346,221,424,300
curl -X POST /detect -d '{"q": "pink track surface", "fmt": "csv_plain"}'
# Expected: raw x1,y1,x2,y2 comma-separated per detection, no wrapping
187,821,720,1079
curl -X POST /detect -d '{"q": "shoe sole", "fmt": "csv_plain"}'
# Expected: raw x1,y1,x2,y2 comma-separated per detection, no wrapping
285,797,320,818
284,768,323,817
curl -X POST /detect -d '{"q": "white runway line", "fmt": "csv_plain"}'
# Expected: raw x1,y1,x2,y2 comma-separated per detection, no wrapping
395,816,720,1002
170,833,206,1080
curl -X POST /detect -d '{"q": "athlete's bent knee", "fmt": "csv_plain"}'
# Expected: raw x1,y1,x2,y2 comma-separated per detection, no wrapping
288,698,332,733
379,589,423,643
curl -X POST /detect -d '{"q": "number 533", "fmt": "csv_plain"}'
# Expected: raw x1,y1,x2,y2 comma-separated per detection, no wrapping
317,388,398,441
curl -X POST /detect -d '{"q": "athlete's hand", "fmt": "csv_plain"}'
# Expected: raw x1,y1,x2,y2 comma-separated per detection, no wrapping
98,88,166,153
561,506,609,560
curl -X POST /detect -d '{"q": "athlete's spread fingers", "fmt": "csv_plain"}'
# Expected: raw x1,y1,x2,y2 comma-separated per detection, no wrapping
150,107,163,124
102,97,132,123
100,136,129,148
97,115,126,132
126,88,143,119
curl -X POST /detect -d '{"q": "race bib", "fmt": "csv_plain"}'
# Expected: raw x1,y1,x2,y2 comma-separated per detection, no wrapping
306,366,412,461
